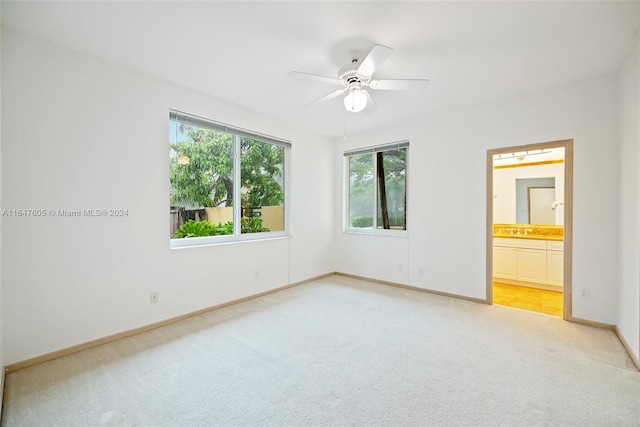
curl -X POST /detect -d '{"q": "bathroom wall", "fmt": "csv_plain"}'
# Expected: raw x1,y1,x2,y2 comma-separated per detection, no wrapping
494,161,565,225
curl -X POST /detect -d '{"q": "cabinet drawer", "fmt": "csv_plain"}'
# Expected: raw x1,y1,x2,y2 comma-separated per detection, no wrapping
546,240,564,251
493,238,546,250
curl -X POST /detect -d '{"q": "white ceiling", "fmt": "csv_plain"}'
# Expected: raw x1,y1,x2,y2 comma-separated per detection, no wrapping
2,1,639,138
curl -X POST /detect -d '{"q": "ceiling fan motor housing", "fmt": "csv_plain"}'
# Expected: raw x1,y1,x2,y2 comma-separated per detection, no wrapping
338,50,371,88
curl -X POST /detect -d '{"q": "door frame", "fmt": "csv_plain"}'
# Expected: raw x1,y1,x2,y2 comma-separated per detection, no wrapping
486,139,573,320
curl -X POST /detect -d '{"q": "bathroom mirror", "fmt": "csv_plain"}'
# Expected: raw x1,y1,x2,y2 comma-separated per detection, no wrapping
529,187,556,224
492,147,565,226
516,178,556,224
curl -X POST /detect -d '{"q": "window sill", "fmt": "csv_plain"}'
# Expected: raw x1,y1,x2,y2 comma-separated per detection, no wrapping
170,231,290,250
343,228,408,238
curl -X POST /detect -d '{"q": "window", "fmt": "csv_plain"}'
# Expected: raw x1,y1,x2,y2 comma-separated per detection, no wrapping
345,141,408,234
169,111,290,247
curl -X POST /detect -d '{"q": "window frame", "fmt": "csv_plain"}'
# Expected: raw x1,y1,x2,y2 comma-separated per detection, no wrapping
343,141,409,237
169,110,291,249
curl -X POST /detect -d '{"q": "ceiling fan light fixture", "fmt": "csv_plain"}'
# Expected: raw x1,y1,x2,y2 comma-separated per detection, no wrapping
289,44,429,113
344,89,367,113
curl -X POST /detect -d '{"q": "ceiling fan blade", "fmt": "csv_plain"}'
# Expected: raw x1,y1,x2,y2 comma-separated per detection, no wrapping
357,44,394,76
363,89,377,112
288,71,340,85
369,79,430,90
305,87,348,107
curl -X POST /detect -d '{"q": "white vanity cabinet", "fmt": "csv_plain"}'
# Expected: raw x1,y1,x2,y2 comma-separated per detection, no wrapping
546,240,564,286
493,245,518,280
516,248,547,284
493,238,563,289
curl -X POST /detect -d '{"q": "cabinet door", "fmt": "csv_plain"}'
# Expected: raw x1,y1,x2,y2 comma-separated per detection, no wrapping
517,249,547,284
493,246,517,280
546,250,564,286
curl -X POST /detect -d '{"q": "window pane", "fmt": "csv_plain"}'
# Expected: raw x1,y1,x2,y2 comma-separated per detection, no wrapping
349,153,375,228
376,149,406,230
170,119,235,239
240,138,285,233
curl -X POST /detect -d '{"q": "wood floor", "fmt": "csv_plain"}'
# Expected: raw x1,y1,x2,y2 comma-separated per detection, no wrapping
493,282,563,317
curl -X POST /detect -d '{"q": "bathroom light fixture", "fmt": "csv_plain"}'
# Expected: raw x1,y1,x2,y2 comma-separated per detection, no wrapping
344,89,367,113
493,149,552,161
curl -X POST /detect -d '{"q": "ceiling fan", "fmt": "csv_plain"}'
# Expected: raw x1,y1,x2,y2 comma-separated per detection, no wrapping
288,44,430,113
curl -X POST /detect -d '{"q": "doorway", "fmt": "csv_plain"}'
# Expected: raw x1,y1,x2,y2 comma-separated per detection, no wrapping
486,140,573,319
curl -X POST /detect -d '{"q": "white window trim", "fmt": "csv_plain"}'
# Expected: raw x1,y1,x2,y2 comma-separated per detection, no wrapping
343,228,409,238
343,141,409,236
171,232,290,249
169,111,291,249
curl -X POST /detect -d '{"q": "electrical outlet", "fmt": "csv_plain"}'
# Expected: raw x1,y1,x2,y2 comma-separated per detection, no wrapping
398,264,403,271
254,271,260,279
417,267,424,275
150,292,159,304
580,287,590,299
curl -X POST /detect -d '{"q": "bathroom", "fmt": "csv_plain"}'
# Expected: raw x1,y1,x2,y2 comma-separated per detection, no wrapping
491,146,567,317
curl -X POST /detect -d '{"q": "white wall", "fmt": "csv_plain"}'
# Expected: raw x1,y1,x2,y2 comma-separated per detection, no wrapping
1,24,633,367
335,74,619,323
493,162,565,225
1,28,335,365
617,40,640,362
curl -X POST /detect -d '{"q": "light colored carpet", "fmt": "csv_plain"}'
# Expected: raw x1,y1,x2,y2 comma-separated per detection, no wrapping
2,275,639,426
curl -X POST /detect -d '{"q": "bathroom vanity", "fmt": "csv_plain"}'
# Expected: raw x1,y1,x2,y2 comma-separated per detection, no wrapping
492,224,563,291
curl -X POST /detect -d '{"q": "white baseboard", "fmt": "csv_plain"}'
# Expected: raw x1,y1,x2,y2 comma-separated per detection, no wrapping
0,366,5,421
614,326,640,371
335,272,488,305
6,272,335,373
5,272,637,377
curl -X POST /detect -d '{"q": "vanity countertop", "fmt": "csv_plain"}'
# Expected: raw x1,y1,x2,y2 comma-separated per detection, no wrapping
493,233,563,241
493,224,563,241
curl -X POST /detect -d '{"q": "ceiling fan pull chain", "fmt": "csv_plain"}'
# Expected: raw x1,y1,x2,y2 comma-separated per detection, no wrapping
343,115,347,139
